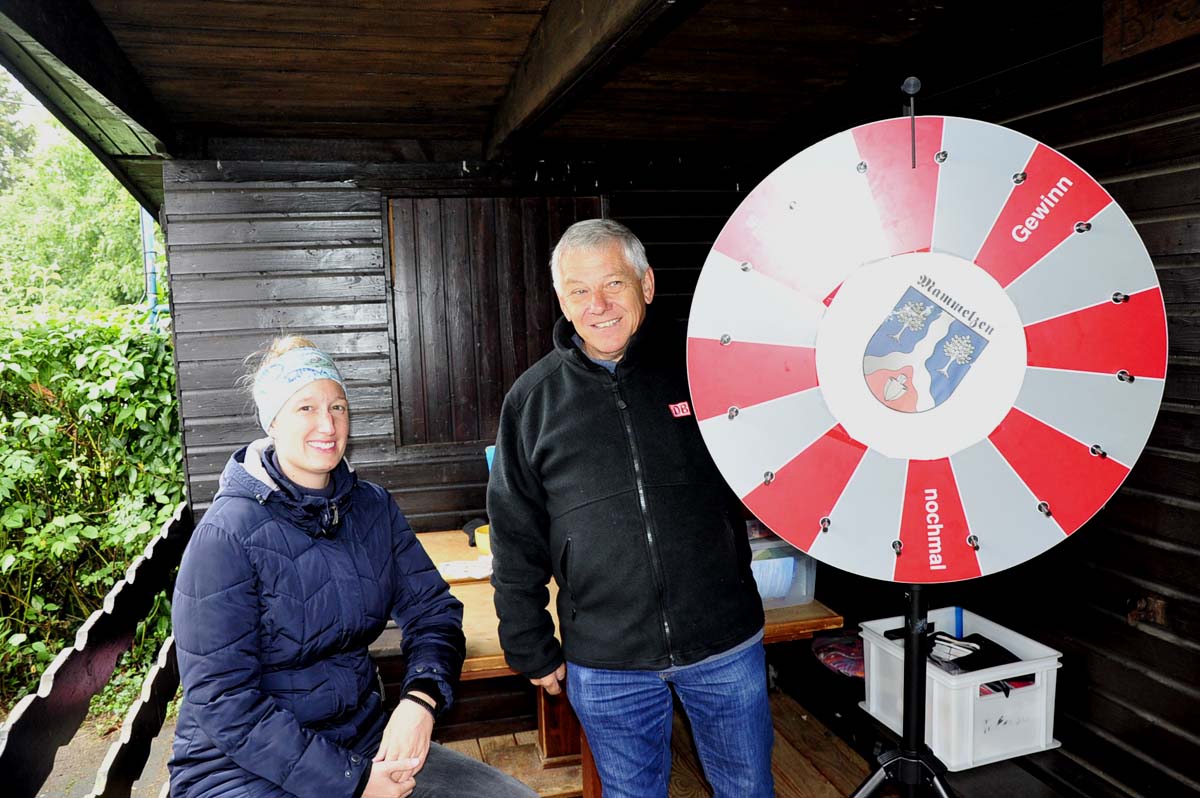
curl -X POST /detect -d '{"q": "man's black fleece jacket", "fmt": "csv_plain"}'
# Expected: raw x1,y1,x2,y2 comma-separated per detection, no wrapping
486,312,764,678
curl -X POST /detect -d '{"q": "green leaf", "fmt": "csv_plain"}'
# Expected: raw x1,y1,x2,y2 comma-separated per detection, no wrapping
7,633,26,647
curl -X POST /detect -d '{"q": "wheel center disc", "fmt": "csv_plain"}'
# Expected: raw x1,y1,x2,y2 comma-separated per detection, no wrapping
816,251,1026,460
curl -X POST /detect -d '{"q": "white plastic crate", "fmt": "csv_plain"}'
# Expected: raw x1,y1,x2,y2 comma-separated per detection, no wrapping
748,536,817,608
859,606,1061,771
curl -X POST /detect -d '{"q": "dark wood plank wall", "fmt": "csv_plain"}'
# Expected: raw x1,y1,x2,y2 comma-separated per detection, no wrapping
381,195,599,529
374,189,742,528
995,40,1200,794
810,38,1200,797
162,151,746,532
610,190,745,324
162,161,395,516
387,195,600,446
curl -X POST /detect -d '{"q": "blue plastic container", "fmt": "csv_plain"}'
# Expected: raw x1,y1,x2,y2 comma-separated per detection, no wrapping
485,445,496,472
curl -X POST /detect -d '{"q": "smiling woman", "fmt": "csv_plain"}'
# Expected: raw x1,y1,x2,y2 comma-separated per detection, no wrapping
167,336,536,798
252,340,351,490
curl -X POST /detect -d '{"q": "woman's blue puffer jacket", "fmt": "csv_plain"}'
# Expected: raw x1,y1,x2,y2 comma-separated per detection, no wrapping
169,439,466,798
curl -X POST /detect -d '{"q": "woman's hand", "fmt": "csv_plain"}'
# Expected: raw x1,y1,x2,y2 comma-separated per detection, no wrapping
374,691,436,772
362,759,417,798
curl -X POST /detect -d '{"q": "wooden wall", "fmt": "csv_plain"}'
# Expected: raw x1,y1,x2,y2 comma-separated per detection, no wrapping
387,196,599,447
379,195,600,529
991,37,1200,795
164,162,570,530
610,189,744,323
163,162,394,516
163,159,742,531
810,35,1200,797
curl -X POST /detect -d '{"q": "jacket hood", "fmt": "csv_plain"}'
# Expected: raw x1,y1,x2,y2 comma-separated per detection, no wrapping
216,437,357,537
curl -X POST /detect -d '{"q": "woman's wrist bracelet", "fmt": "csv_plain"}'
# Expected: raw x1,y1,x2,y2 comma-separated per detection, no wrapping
401,691,437,718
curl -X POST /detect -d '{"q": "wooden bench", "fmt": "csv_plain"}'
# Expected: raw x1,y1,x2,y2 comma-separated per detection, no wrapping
373,530,845,797
370,531,573,759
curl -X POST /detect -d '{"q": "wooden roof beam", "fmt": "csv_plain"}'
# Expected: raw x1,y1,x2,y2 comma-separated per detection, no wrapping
0,0,174,159
485,0,696,160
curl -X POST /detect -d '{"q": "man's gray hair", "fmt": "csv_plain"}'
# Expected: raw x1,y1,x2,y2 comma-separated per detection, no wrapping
550,218,649,293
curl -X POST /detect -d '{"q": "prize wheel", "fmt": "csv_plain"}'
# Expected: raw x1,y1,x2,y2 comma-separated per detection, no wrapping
687,115,1168,584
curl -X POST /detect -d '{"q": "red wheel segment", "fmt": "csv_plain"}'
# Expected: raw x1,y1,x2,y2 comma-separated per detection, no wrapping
741,425,868,552
895,459,981,583
988,407,1132,535
852,116,944,256
974,143,1113,288
1024,287,1167,378
686,339,817,422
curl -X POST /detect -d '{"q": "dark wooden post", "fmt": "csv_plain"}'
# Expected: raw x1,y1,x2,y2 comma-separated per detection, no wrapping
535,688,582,767
581,727,603,798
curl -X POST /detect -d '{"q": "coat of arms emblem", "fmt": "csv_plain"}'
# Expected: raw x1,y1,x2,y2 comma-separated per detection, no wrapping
862,286,990,413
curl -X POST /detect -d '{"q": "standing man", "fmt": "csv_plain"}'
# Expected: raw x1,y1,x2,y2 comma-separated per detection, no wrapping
487,219,774,798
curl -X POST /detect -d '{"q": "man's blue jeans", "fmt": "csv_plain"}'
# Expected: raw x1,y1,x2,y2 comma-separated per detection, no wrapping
565,640,775,798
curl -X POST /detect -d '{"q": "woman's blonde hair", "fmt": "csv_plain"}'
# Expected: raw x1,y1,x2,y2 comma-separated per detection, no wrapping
256,334,320,370
238,335,320,393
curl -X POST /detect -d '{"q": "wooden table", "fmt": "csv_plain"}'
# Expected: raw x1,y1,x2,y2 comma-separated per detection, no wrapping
407,531,844,797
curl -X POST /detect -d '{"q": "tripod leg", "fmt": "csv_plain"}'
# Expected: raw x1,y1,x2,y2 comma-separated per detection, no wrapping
849,765,889,798
929,772,960,798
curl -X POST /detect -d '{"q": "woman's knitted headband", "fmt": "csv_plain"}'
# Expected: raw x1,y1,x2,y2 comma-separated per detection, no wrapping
252,347,346,432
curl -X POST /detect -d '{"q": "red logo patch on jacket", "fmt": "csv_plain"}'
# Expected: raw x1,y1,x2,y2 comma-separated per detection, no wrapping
669,401,692,418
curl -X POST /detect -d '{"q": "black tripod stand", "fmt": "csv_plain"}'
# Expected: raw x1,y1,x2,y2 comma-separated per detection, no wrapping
850,584,960,798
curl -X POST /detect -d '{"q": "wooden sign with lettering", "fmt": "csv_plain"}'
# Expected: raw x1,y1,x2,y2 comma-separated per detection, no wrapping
1103,0,1200,64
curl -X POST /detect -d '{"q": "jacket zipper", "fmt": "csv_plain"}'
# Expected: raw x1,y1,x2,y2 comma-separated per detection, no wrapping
562,537,577,620
314,535,356,709
611,376,676,665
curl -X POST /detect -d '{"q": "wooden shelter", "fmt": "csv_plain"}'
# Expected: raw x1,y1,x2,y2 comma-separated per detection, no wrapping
0,1,1197,795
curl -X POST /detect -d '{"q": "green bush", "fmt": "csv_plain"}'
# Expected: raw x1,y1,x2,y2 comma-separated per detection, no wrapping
0,307,182,713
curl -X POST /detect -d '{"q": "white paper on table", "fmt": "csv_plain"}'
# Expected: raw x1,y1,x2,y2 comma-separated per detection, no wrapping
438,555,493,581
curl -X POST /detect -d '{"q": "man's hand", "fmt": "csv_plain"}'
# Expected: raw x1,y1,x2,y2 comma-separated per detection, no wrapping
374,691,435,772
530,663,567,695
362,759,417,798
